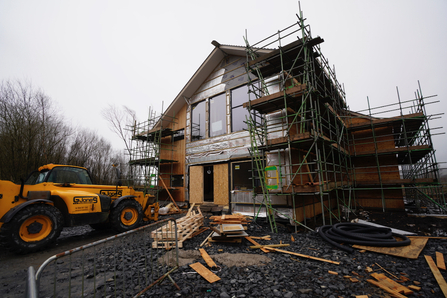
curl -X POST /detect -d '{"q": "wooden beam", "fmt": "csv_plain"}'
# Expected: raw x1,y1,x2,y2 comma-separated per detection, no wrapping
264,247,340,265
186,203,196,217
159,176,180,211
245,236,270,253
366,279,408,298
437,252,446,271
199,248,217,268
425,255,447,297
249,235,271,240
250,244,290,249
200,231,214,247
371,273,413,295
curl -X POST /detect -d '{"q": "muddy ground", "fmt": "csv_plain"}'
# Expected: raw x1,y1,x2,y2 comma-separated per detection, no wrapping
0,210,446,297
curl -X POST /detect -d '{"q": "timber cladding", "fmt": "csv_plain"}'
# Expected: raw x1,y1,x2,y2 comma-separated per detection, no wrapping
354,189,405,210
293,195,337,222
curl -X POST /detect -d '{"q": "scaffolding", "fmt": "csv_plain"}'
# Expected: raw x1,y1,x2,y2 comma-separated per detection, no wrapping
127,107,178,203
243,9,445,232
348,83,446,214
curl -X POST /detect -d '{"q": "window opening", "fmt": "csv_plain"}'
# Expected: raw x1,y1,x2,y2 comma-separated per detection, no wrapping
209,93,226,137
191,101,206,140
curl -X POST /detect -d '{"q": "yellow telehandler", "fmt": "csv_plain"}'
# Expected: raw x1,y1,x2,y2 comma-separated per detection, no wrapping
0,164,159,253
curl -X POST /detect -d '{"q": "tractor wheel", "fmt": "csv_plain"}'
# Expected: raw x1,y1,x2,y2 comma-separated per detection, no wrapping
110,200,143,233
2,204,63,254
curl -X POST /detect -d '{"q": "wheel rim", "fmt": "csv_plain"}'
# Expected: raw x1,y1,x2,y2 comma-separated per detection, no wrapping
20,215,53,242
120,207,138,226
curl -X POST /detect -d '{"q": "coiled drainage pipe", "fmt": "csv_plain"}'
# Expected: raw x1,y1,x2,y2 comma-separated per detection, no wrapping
318,222,411,253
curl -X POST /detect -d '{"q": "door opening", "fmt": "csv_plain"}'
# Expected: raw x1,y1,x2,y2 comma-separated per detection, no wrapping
204,165,214,202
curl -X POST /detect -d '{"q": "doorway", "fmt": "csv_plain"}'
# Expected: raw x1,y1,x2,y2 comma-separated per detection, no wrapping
204,166,214,202
189,164,229,205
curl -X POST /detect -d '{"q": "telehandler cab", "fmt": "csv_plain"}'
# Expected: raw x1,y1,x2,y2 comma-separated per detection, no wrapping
0,164,159,253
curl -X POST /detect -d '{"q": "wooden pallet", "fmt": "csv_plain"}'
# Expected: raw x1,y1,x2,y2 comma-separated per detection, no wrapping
151,208,204,249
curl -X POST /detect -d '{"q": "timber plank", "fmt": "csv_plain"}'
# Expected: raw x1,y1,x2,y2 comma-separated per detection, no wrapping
199,248,217,268
408,285,421,291
371,273,413,295
437,251,446,271
366,279,408,298
264,247,340,265
250,244,290,249
189,262,220,283
352,237,428,259
245,236,270,253
425,255,447,297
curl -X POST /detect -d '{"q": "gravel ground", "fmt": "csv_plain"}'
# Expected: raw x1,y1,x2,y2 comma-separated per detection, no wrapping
1,211,446,298
143,213,447,298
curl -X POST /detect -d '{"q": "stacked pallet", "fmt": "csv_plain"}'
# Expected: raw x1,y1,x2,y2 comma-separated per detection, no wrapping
209,214,250,243
151,207,204,249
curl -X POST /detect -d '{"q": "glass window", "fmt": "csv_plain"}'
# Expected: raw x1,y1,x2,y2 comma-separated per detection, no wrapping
231,85,250,132
191,101,206,140
209,93,226,137
232,161,260,190
47,167,92,184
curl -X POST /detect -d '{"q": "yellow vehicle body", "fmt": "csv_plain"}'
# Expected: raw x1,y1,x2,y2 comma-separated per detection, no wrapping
0,164,159,253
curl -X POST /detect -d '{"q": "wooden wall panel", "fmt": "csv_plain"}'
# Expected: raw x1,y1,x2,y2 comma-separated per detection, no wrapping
293,196,337,222
190,166,204,204
354,189,404,210
213,163,229,205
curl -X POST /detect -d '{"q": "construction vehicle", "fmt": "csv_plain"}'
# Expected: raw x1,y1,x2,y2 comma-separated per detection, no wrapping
0,164,159,253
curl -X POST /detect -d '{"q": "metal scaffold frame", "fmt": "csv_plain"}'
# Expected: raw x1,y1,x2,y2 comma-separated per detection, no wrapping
244,7,352,232
348,82,446,214
126,106,178,203
244,8,445,232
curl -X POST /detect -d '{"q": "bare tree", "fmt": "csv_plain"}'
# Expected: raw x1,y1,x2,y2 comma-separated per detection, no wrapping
102,104,137,156
0,80,128,185
0,80,72,182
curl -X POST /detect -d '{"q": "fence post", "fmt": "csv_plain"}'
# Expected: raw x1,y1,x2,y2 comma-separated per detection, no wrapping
25,266,38,298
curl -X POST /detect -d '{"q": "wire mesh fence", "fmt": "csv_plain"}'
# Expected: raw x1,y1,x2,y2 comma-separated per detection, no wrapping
28,218,179,298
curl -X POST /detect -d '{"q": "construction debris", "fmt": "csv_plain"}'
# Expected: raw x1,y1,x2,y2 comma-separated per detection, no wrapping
249,244,290,249
244,236,270,253
353,236,429,259
264,247,340,265
151,206,204,249
437,251,446,271
206,214,251,243
425,255,447,297
199,248,217,268
189,262,220,284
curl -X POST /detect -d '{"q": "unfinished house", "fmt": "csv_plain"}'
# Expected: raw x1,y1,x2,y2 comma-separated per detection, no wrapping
128,11,445,231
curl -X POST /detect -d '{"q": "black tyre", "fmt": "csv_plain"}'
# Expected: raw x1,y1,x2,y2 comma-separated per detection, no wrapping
110,200,143,233
2,204,64,254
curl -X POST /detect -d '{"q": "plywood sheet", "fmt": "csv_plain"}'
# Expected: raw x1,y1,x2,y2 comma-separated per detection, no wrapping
190,166,203,204
189,262,220,283
352,237,428,259
213,163,229,205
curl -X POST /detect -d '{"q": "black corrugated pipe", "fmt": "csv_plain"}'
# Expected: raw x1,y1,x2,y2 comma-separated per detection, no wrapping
318,222,411,253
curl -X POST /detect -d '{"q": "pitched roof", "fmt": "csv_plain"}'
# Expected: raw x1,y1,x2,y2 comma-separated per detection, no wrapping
156,41,270,129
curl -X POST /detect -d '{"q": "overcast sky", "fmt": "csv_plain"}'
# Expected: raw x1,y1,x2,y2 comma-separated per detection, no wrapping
1,0,446,166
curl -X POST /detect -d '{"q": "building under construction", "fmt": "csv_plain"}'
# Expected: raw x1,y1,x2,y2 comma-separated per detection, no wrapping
128,10,445,231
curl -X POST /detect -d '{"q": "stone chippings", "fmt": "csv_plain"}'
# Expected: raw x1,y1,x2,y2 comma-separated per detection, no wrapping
143,219,447,298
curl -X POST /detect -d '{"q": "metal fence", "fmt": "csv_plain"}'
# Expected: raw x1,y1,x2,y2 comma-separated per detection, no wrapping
27,218,180,298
